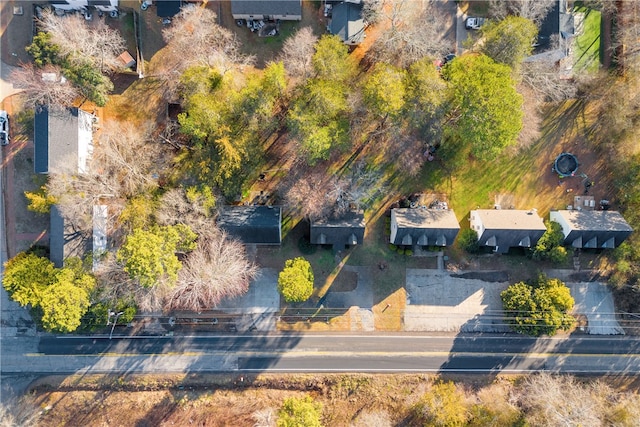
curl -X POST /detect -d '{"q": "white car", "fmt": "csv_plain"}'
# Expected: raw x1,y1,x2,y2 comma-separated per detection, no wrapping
0,110,9,146
465,17,485,30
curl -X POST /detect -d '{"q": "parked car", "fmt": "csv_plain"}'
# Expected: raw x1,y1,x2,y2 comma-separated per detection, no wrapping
465,17,485,30
0,110,9,146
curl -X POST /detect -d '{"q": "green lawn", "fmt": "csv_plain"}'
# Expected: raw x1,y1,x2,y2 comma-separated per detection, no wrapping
572,3,602,72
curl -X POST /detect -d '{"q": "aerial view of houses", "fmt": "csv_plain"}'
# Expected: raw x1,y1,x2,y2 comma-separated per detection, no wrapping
1,0,640,424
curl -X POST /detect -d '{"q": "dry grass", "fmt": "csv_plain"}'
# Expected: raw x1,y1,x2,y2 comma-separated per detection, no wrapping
25,373,640,427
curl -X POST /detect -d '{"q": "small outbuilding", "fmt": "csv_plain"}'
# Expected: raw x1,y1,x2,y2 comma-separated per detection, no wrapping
469,209,546,254
310,213,365,250
549,210,633,249
217,206,282,245
390,208,460,247
49,205,90,268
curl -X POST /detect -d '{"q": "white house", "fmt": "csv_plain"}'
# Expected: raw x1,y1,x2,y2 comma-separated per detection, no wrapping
469,209,546,253
550,210,633,249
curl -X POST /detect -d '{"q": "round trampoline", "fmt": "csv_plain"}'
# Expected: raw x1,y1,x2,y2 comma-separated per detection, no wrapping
554,152,578,177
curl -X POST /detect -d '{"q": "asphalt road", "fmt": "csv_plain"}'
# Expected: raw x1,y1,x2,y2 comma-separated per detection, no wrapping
11,333,637,375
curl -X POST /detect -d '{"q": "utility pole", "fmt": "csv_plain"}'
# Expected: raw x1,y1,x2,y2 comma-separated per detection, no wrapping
107,310,124,340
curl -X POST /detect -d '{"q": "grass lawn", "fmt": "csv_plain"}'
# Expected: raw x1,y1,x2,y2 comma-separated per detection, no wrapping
572,3,602,72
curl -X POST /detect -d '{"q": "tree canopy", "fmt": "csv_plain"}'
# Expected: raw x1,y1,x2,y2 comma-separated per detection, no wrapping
533,220,568,264
362,63,407,119
501,274,575,336
287,35,357,165
117,225,197,288
443,54,523,160
3,254,95,333
278,257,314,303
178,63,285,197
480,16,538,70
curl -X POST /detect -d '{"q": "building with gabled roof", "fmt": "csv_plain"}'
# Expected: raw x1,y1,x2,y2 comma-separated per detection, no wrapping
469,209,546,254
217,206,282,245
390,208,460,247
34,107,94,174
550,210,632,249
231,0,302,21
310,213,365,250
329,1,365,45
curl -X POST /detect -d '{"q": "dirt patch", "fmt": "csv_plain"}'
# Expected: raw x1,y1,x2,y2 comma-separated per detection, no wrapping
330,269,357,292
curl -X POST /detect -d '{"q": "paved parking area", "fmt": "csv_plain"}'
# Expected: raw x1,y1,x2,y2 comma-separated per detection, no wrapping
404,269,624,335
405,269,509,332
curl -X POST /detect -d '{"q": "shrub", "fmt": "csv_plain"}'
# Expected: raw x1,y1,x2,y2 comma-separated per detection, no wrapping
413,381,468,427
297,236,317,255
405,249,413,256
388,243,397,251
458,228,479,253
277,395,322,427
278,257,314,303
396,247,405,255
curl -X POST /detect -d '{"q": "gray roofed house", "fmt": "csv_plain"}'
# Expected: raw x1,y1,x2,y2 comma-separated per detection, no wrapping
390,208,460,247
34,107,94,174
49,205,90,268
310,213,365,250
549,210,633,249
469,209,546,254
329,1,365,45
231,0,302,20
217,206,282,245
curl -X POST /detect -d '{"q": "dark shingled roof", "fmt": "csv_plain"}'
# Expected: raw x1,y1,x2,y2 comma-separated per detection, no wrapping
329,1,365,45
157,0,181,18
49,205,90,267
231,0,302,17
390,208,460,247
550,210,633,249
310,213,365,249
217,206,282,245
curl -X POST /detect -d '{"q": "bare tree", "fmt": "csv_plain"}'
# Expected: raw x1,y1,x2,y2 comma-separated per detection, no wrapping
0,399,40,427
284,172,334,221
46,120,169,234
521,61,577,102
252,408,276,427
362,0,385,25
156,187,217,236
368,0,451,67
489,0,556,25
94,254,172,312
162,6,254,76
38,9,125,72
279,27,318,82
519,373,605,427
168,232,258,311
11,63,79,110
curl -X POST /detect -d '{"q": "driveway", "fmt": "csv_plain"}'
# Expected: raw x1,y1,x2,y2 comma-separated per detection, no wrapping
404,269,624,335
215,268,280,332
